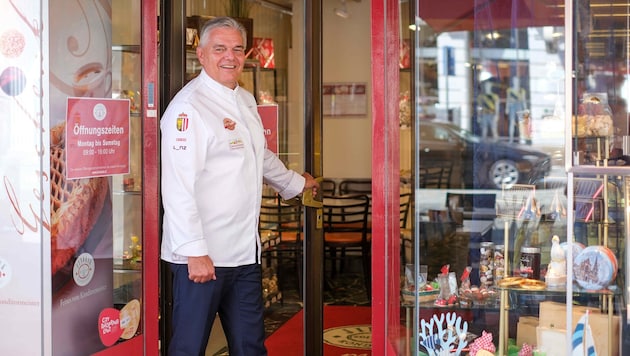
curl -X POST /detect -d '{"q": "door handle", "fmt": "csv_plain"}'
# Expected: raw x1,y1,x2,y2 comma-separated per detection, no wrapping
302,177,323,208
281,178,324,229
281,177,324,208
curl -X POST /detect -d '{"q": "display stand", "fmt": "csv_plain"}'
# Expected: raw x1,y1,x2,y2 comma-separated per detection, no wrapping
495,184,537,355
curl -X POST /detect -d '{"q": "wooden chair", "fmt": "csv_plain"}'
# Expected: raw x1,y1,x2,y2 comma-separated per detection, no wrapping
399,192,413,266
417,221,463,279
339,179,372,196
260,193,303,295
419,160,453,188
321,178,337,196
400,192,412,229
322,194,371,299
339,178,373,229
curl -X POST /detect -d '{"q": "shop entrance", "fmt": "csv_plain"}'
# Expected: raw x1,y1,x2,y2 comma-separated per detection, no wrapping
159,1,329,355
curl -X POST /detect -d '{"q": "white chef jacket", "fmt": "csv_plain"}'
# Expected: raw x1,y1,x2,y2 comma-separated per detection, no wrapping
160,70,305,267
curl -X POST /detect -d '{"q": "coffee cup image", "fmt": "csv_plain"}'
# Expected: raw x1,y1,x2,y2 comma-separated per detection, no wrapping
72,62,110,97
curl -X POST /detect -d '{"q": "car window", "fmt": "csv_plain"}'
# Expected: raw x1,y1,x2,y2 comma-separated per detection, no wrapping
419,124,434,140
452,126,480,144
433,126,452,141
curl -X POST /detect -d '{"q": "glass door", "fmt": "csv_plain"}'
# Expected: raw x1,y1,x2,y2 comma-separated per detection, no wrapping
161,1,330,355
161,1,320,354
92,0,159,354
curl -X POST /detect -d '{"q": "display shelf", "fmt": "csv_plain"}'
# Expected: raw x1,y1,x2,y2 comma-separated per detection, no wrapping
111,41,144,312
263,291,283,308
572,136,611,164
497,285,621,297
402,300,502,311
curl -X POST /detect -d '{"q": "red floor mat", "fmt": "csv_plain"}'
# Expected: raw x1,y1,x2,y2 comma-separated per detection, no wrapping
265,305,372,356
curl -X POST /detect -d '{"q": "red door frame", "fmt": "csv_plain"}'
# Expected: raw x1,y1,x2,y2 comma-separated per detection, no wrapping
370,0,402,354
93,0,160,354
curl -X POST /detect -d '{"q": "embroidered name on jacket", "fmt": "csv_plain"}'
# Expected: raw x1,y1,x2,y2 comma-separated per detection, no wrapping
229,138,244,149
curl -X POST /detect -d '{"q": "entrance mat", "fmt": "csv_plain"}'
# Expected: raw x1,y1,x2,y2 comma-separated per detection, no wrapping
265,305,372,355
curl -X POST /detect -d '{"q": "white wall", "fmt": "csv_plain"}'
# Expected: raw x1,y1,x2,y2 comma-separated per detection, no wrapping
289,0,373,179
322,0,372,179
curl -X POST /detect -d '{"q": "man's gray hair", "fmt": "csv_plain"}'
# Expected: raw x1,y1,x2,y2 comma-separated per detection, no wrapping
199,16,247,48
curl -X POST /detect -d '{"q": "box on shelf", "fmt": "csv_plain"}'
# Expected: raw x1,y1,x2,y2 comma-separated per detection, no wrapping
538,301,619,356
252,38,275,69
516,316,538,347
536,326,567,356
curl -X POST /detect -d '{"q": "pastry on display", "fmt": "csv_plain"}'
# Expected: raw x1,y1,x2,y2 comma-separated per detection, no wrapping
496,276,546,290
573,93,614,137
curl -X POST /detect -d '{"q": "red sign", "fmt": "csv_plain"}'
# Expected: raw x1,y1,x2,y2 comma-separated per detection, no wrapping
65,98,130,179
258,104,278,154
98,308,123,346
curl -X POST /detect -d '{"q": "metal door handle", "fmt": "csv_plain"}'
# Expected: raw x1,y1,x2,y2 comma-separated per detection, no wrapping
302,177,323,208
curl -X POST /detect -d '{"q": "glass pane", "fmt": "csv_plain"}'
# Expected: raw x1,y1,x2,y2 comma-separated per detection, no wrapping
572,1,629,354
408,1,570,354
110,0,143,344
0,2,46,354
37,0,144,354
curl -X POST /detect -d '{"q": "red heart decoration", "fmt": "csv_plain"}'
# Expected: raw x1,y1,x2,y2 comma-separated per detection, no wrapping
98,308,123,346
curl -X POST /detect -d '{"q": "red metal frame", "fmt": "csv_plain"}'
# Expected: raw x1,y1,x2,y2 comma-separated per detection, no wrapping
371,0,402,354
93,0,159,354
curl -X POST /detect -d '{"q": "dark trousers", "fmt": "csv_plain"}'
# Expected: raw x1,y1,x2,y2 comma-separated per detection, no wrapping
168,263,267,356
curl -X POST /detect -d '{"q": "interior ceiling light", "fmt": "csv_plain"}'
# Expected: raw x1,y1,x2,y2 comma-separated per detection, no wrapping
335,0,350,19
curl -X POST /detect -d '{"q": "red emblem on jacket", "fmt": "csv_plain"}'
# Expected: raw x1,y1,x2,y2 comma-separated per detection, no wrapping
223,118,236,130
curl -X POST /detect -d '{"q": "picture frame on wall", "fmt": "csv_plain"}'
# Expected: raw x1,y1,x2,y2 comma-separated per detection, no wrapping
322,82,368,117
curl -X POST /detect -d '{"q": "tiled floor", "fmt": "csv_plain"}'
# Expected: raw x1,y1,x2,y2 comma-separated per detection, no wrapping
208,262,369,355
264,270,370,336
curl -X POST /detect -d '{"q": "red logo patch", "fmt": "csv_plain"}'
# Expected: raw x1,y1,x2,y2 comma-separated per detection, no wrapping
223,118,236,130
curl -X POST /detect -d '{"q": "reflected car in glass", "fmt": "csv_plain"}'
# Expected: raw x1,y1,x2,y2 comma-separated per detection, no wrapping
418,120,551,189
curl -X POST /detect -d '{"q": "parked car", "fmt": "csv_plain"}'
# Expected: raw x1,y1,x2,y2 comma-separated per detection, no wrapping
418,120,552,189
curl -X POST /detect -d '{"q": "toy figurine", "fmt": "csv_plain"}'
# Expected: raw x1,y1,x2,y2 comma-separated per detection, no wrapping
545,235,567,287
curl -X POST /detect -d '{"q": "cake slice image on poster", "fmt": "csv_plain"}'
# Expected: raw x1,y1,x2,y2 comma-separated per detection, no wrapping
50,123,110,290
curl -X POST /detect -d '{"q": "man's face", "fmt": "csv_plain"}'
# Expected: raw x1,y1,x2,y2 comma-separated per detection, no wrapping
197,27,245,89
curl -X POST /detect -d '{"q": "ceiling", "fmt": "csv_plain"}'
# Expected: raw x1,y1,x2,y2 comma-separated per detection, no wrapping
415,0,628,64
253,0,629,64
581,0,630,60
418,0,564,33
251,0,293,15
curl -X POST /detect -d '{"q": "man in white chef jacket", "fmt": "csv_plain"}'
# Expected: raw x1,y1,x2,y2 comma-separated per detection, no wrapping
160,16,319,356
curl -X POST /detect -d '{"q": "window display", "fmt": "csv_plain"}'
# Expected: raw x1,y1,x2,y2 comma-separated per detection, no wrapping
406,1,628,355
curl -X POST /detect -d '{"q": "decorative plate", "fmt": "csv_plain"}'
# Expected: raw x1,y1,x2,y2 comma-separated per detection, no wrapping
560,241,585,262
